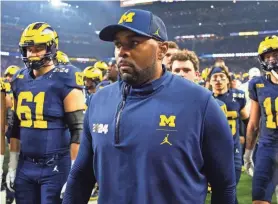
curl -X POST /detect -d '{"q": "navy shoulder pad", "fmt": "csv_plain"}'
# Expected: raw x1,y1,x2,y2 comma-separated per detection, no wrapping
11,68,26,83
250,76,264,86
10,68,27,92
53,65,84,90
248,76,265,102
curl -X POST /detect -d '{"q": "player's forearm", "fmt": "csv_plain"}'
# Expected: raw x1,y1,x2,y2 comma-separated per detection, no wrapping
10,138,20,152
64,109,84,162
70,143,79,161
246,124,259,150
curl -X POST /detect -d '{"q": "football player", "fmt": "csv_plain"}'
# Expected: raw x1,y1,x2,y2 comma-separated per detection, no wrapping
83,66,102,106
4,66,20,83
239,67,261,113
54,50,71,66
170,50,227,115
170,49,199,82
208,65,249,204
4,66,20,113
244,36,278,204
4,65,20,118
230,73,240,89
94,61,109,78
171,50,229,199
6,22,85,203
242,72,249,84
3,66,19,204
0,78,6,189
107,59,118,82
162,41,179,70
238,68,261,173
201,67,211,88
96,59,118,91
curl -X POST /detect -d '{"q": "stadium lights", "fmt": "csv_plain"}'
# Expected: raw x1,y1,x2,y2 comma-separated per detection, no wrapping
50,0,70,8
200,52,258,58
51,0,62,7
122,0,158,6
230,30,278,37
89,22,92,26
161,0,186,2
0,50,259,59
238,31,259,36
0,51,9,56
175,34,216,40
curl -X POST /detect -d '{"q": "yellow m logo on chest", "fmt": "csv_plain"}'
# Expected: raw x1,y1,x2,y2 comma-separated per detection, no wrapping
159,115,176,127
118,12,135,24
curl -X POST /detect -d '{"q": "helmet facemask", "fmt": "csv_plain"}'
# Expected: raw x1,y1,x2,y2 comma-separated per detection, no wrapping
84,77,101,90
258,36,278,75
20,42,57,70
259,50,278,80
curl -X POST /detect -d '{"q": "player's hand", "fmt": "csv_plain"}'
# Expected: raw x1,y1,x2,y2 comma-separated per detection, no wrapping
244,161,254,177
0,168,3,189
0,155,4,189
60,182,67,199
6,168,16,192
6,152,19,192
243,149,254,177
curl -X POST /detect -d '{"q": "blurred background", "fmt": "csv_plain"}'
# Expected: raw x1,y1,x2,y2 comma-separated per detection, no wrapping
1,0,278,74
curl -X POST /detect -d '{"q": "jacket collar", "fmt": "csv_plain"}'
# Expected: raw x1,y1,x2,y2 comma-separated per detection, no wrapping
119,65,171,98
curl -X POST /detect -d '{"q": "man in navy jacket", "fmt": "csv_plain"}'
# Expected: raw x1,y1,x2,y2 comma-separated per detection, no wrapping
63,9,236,204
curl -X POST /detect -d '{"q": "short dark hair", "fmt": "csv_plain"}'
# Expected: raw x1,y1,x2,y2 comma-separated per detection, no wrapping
171,50,200,72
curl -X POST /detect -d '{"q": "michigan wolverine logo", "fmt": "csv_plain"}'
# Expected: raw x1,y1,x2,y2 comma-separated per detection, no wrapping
160,134,172,146
159,115,176,127
118,12,135,24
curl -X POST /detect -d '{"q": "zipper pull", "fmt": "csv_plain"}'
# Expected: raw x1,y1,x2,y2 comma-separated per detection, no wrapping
122,84,130,101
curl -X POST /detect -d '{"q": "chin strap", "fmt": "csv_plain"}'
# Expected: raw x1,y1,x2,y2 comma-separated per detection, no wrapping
271,69,278,80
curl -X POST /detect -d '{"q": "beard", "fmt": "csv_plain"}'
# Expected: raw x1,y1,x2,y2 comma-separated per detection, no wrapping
119,60,157,87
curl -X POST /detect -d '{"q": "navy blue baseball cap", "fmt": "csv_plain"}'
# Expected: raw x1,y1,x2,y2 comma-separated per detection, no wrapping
99,9,168,42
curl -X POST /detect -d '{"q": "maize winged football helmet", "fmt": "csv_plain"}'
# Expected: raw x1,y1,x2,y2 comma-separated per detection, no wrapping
19,22,58,70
